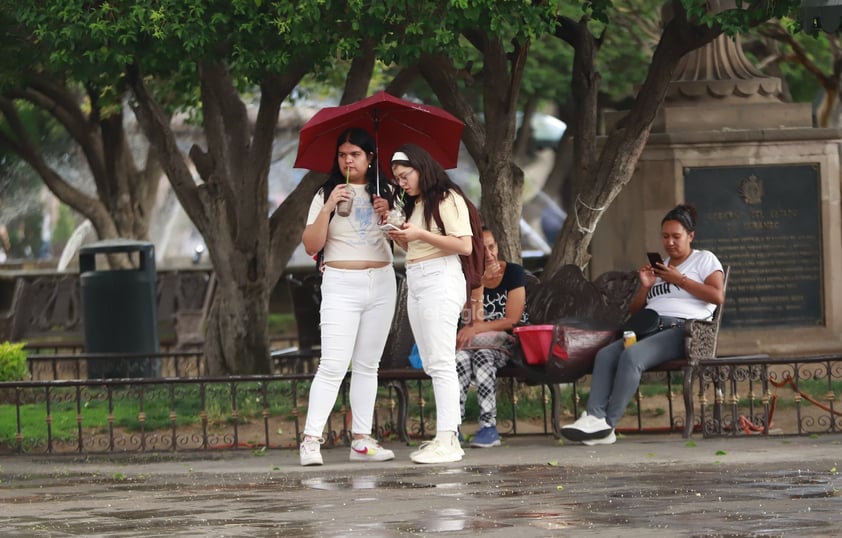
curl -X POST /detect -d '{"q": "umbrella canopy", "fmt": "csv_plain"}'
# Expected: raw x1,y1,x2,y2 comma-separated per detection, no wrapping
294,91,464,175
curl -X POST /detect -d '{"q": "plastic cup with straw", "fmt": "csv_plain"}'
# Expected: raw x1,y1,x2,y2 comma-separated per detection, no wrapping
336,167,353,217
384,188,407,228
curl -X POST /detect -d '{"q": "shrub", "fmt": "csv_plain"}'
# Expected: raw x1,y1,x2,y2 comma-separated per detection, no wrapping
0,341,29,381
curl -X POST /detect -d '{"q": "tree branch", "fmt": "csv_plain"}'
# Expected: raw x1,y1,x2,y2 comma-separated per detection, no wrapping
0,95,112,233
126,63,205,230
6,82,107,187
418,53,485,159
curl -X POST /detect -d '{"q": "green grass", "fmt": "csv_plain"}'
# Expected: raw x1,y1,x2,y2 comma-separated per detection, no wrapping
268,313,296,335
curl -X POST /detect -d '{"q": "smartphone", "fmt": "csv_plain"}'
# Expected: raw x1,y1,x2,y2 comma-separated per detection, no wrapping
379,223,402,232
646,252,664,267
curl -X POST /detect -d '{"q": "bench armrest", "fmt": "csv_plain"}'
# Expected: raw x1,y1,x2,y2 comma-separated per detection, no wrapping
684,319,718,365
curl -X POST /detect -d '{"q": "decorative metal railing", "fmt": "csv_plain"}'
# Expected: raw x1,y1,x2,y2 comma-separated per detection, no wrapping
4,352,841,455
1,352,559,455
0,373,404,455
696,354,842,437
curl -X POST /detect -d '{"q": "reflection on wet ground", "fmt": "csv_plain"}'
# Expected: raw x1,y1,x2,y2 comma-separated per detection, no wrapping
2,437,841,537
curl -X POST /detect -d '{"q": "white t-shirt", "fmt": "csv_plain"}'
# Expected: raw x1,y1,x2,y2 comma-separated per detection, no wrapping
405,189,472,261
645,249,723,320
306,183,393,264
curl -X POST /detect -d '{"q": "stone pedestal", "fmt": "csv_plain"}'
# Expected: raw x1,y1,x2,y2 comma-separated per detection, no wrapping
590,35,842,356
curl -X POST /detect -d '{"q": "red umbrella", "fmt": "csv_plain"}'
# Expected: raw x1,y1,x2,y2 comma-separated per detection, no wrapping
294,91,464,178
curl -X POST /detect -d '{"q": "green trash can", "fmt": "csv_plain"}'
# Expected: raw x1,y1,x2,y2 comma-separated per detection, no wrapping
80,239,160,378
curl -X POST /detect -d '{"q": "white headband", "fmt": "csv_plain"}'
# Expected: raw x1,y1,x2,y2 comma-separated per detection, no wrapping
391,151,410,163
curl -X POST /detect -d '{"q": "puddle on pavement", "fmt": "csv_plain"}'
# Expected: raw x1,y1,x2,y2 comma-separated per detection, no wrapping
300,475,435,490
5,462,842,537
396,508,505,532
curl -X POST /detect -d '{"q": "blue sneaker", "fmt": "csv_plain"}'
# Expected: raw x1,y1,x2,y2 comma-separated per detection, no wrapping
470,426,501,448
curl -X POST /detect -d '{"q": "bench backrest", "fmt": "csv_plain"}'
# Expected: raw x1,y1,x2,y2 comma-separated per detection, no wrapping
285,272,323,351
525,264,638,326
712,264,729,352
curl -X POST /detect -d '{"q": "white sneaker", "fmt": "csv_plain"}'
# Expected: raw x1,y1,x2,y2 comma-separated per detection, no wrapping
299,436,324,466
350,436,395,462
582,430,616,446
410,433,465,464
560,412,613,442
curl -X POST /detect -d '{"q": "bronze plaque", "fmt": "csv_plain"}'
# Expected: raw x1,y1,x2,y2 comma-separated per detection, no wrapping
684,164,823,329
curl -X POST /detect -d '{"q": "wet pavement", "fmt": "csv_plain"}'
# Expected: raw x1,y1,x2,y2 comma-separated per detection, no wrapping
2,434,841,537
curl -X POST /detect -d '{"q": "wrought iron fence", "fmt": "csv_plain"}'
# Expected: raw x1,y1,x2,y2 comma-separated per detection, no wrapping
696,354,842,437
1,352,563,455
5,351,840,455
0,374,406,455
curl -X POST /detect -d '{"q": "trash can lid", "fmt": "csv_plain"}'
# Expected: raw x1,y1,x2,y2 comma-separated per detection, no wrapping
79,239,155,255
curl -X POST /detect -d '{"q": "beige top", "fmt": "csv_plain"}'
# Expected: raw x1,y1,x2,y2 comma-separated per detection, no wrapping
406,190,472,261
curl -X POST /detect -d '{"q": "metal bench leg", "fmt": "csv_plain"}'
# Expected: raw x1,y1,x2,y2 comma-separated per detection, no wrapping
386,380,411,444
682,364,695,438
548,383,561,439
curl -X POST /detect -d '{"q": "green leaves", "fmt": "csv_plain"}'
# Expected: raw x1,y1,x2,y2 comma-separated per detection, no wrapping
0,341,28,382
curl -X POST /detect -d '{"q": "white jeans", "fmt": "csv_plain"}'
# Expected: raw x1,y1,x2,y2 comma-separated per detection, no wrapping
405,255,466,433
304,265,397,438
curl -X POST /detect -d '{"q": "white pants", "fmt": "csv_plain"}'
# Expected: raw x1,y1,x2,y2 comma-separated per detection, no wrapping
405,255,466,433
304,265,396,437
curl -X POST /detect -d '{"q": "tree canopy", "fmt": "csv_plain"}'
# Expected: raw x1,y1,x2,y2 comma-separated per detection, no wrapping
1,0,813,373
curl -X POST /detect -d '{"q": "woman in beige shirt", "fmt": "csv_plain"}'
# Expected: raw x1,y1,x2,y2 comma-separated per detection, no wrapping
387,144,473,464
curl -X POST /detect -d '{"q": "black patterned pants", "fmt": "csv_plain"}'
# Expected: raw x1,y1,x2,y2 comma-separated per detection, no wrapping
456,348,509,428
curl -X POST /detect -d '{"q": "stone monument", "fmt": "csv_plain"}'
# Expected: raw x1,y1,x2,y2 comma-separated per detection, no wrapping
591,33,842,356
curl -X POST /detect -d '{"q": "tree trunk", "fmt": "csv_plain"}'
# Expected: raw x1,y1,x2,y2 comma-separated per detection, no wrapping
419,33,529,262
204,256,271,375
128,50,318,375
514,95,538,160
543,10,722,279
0,80,160,269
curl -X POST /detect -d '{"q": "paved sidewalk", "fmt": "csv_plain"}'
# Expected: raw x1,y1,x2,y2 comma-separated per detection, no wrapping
2,433,841,536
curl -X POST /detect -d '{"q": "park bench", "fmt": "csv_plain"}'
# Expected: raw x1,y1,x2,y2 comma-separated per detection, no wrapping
279,263,730,441
548,266,728,439
1,269,214,351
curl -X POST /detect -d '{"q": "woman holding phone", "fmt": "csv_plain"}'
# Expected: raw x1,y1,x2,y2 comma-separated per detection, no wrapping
384,144,473,464
561,204,724,445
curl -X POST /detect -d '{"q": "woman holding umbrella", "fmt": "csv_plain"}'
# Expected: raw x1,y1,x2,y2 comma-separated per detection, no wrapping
299,127,397,466
385,143,473,464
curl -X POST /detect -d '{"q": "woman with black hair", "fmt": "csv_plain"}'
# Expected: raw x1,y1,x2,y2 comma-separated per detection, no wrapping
561,204,725,446
299,127,397,466
386,143,474,464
